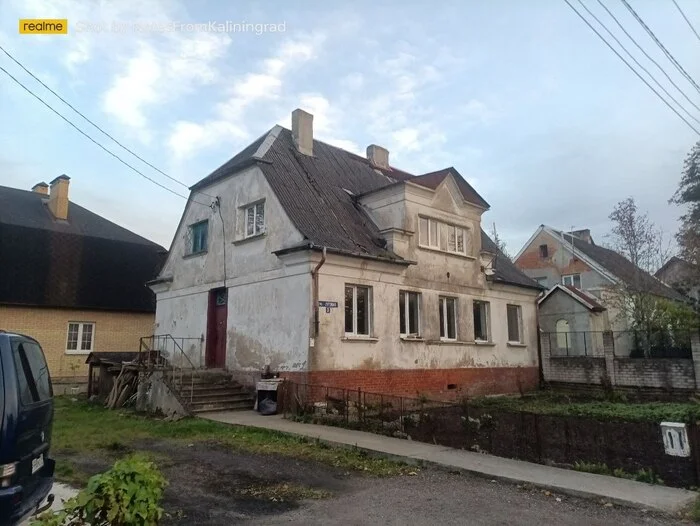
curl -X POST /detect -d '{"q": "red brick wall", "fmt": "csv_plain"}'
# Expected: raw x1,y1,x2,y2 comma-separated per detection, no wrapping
281,366,539,401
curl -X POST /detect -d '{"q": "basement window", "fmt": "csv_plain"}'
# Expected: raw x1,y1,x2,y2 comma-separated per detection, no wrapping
439,296,457,341
473,301,490,342
345,285,372,336
399,291,421,337
245,201,265,237
66,322,95,354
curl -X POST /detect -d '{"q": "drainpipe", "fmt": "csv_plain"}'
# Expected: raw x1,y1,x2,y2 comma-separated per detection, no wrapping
311,247,327,337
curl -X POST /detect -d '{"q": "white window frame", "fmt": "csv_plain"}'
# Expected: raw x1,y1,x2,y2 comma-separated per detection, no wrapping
473,300,491,342
66,322,95,354
439,296,458,341
562,273,581,288
506,304,523,344
245,201,266,238
399,291,421,337
419,216,470,256
345,284,372,337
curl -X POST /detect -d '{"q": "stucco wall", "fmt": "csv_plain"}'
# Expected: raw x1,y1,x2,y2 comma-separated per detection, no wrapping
0,305,154,379
154,292,208,365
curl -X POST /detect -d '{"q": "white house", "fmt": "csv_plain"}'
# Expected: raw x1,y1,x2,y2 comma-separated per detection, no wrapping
149,109,543,399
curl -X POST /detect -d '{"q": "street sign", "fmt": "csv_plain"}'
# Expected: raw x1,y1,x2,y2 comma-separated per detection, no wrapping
318,301,338,313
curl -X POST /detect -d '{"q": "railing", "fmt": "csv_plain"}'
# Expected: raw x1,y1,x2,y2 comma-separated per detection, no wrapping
139,335,204,405
544,331,607,357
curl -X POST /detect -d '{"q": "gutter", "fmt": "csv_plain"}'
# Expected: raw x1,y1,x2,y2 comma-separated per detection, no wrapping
311,247,327,336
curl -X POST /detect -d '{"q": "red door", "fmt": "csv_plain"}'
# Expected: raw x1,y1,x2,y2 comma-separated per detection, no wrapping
206,288,228,368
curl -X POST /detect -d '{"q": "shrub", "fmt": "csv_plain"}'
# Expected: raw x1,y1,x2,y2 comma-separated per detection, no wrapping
33,456,167,526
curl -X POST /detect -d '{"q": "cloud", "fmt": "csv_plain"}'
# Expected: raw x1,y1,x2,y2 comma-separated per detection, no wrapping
341,72,364,90
167,34,325,160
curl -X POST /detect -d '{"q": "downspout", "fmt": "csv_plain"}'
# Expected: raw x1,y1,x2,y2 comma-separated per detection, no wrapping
311,247,327,337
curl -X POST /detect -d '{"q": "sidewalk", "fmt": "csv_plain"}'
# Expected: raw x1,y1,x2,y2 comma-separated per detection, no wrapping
201,410,697,515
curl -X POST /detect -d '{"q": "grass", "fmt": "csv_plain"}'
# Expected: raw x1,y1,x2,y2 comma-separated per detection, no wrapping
468,391,700,423
572,461,664,485
52,397,412,485
236,482,332,502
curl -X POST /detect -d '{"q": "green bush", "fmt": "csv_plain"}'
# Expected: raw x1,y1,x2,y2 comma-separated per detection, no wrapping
33,456,167,526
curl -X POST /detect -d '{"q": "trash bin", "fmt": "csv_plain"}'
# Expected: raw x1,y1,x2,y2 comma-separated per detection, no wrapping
255,378,284,415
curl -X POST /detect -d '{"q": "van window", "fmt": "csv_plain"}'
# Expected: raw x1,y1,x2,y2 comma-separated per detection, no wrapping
12,339,52,404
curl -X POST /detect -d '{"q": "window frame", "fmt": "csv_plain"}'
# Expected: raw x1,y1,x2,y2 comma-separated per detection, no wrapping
534,276,548,287
418,216,471,256
473,300,491,342
66,322,95,354
188,220,209,255
506,304,523,344
399,291,421,338
439,296,458,341
244,201,266,238
539,244,549,258
344,284,372,337
562,273,582,288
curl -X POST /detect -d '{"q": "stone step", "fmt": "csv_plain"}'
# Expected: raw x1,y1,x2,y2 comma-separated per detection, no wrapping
176,384,250,394
190,399,255,413
188,391,253,401
171,376,237,386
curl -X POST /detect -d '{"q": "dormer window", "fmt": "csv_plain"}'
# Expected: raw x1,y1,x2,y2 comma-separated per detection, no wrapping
419,216,471,256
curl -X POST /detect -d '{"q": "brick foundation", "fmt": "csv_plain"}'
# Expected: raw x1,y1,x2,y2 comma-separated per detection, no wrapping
281,366,539,401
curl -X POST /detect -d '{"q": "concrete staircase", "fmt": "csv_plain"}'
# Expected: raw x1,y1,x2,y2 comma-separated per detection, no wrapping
171,370,255,414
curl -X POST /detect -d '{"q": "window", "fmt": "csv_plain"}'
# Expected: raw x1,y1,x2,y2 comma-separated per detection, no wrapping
539,244,548,258
534,277,548,287
345,285,371,336
507,304,523,343
562,273,581,288
439,297,457,340
189,221,208,254
419,217,470,256
245,202,265,237
399,291,421,337
473,301,490,341
66,322,94,353
12,338,52,405
556,319,570,350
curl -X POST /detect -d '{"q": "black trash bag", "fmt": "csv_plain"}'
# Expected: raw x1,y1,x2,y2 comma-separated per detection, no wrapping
259,397,277,416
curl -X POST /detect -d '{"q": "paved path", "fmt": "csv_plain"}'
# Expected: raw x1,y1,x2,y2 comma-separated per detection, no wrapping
201,410,697,515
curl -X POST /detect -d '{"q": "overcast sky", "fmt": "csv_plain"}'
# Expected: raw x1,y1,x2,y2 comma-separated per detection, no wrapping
1,0,699,254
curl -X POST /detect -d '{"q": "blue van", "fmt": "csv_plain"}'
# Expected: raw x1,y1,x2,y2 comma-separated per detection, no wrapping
0,332,55,525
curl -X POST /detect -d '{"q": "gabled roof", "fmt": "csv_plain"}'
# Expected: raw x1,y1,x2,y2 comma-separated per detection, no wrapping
655,256,697,281
0,185,166,312
518,225,684,302
191,126,536,289
539,284,606,312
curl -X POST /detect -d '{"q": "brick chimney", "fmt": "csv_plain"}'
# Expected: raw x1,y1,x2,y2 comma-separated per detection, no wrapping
366,145,389,169
48,174,70,220
292,108,313,156
31,182,49,195
569,229,592,244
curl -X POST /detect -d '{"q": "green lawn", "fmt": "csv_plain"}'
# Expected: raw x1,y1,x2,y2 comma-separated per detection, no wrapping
52,397,411,485
469,391,700,423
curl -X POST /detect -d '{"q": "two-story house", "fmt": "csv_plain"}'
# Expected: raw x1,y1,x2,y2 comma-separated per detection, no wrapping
149,109,542,399
0,177,166,382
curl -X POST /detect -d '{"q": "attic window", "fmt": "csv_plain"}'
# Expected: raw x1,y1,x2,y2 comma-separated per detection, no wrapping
539,244,548,258
245,202,265,238
419,216,471,256
188,221,208,255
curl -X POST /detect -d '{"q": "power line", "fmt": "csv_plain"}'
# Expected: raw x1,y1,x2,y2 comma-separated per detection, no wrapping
595,0,700,113
0,44,216,201
561,0,700,135
671,0,700,44
0,64,212,206
576,0,700,125
619,0,700,95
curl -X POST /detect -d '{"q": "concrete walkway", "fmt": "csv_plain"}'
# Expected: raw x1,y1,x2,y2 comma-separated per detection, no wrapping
201,410,697,515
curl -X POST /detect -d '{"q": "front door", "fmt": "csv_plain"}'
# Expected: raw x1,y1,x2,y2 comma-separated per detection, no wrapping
206,288,228,368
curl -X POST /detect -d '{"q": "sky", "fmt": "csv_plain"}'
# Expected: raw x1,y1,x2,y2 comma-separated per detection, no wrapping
1,0,699,255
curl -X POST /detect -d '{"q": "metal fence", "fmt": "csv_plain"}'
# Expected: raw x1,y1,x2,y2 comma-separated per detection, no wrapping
544,331,607,357
544,330,693,359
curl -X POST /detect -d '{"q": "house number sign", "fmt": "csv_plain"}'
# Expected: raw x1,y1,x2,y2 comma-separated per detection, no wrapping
318,301,338,313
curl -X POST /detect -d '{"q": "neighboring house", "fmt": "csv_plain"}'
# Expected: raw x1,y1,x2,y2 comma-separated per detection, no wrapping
656,256,700,305
150,108,543,400
515,225,685,355
0,177,166,380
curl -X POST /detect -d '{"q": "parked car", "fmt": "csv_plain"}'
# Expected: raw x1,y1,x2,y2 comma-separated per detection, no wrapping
0,332,55,525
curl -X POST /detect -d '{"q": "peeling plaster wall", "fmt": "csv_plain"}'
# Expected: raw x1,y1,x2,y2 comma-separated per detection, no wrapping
153,165,309,370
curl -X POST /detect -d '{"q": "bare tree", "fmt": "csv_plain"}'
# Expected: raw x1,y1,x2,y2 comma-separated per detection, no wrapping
490,222,511,260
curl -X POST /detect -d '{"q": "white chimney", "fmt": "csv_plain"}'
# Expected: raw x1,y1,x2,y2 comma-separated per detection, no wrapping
367,144,389,169
292,108,313,156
